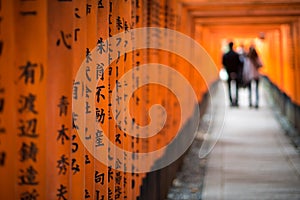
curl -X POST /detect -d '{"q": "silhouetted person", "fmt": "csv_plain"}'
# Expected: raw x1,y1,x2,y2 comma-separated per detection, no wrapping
222,42,243,107
237,44,247,87
243,46,263,108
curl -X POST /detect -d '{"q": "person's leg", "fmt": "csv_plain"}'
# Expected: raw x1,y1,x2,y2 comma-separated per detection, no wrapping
248,81,252,107
255,79,259,108
235,79,239,106
227,78,233,105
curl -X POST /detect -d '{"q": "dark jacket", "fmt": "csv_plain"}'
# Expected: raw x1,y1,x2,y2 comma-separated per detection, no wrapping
222,50,242,74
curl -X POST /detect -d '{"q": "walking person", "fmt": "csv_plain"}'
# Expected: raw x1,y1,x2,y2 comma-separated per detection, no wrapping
243,45,263,108
222,41,243,107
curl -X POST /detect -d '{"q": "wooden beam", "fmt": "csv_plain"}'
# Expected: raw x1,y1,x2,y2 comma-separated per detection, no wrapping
194,16,298,25
191,9,300,18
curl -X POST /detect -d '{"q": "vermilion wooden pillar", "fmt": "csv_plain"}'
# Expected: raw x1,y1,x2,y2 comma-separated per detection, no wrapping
0,1,16,199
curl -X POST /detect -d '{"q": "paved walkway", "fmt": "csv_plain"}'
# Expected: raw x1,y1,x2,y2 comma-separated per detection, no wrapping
202,81,300,200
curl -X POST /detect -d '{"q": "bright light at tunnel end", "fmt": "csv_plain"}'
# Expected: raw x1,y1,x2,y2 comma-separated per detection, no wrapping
72,27,226,173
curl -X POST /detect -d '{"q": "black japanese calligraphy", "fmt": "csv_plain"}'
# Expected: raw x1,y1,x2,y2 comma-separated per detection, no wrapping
96,190,104,200
19,93,38,114
115,171,122,185
18,165,39,185
116,16,123,30
75,8,80,18
72,112,79,130
115,158,122,169
0,41,3,56
18,118,38,138
96,63,104,81
96,86,105,103
0,151,6,166
115,133,121,144
73,81,80,100
71,158,80,174
20,10,37,16
0,125,5,134
20,189,39,200
0,97,4,113
57,124,69,145
85,189,91,199
86,4,92,15
96,108,105,124
57,154,69,175
74,28,80,41
19,142,38,162
124,21,129,32
56,31,72,49
58,96,69,116
97,38,107,54
115,185,122,199
72,134,78,153
86,102,91,114
108,187,113,200
19,61,38,85
109,1,112,12
95,170,104,185
85,127,91,140
86,48,92,63
57,184,67,200
85,154,91,164
108,147,113,161
109,14,112,25
98,0,104,8
108,166,113,183
86,66,92,81
86,86,92,98
95,129,104,147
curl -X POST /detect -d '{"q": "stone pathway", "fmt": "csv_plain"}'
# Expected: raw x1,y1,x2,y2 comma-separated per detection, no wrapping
202,81,300,200
167,81,300,200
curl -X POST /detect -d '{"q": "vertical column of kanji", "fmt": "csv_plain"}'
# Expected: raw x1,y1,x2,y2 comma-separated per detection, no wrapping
130,1,145,197
0,1,16,199
46,0,73,199
140,0,151,188
161,0,176,165
114,1,129,200
148,0,162,178
167,0,180,193
71,0,86,199
94,0,109,199
158,1,169,196
169,0,179,137
165,0,176,167
176,0,193,149
156,0,168,166
14,0,47,199
155,0,164,163
128,0,141,198
107,1,117,199
176,3,194,118
83,0,98,199
166,0,180,184
135,0,146,197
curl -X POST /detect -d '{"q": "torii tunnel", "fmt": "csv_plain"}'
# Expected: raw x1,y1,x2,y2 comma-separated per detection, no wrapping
0,0,300,200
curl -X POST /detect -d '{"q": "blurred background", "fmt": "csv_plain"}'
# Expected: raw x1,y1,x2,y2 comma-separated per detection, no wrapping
0,0,300,199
